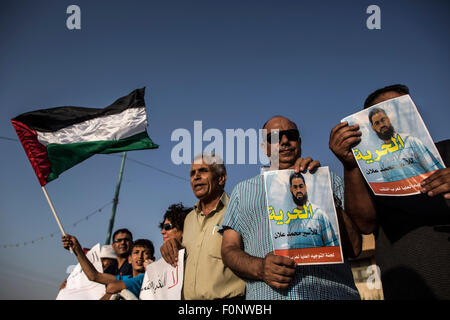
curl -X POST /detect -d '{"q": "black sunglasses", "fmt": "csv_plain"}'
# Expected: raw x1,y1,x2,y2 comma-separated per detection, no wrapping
113,237,132,243
162,223,174,231
266,129,300,144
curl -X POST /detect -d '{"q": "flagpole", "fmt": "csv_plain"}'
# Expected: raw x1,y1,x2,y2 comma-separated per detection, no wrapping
41,186,73,253
105,152,127,245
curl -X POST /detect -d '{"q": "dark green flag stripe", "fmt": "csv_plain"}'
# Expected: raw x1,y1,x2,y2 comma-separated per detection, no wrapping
46,132,158,183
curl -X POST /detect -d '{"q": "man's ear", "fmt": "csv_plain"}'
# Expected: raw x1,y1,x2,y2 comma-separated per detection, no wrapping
261,141,270,158
218,174,227,186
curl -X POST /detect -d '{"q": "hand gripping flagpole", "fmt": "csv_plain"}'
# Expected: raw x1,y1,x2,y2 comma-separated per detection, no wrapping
41,186,73,254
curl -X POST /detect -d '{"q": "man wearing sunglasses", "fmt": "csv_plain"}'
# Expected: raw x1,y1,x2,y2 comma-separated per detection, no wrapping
160,153,245,300
221,115,361,300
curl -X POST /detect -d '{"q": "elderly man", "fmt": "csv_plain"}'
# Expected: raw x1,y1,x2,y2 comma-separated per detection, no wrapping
329,84,450,299
220,116,361,300
160,153,245,300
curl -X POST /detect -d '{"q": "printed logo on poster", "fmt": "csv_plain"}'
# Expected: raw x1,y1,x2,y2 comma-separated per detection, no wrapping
264,167,344,265
342,95,445,196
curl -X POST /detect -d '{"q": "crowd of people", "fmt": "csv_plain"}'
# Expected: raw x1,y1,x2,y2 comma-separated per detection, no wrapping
61,84,450,300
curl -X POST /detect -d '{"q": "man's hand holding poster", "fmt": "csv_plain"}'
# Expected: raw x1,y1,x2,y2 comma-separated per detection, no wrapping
139,249,184,300
264,167,343,265
342,95,445,196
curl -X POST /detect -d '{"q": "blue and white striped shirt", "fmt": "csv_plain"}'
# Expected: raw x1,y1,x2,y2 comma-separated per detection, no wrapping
221,172,360,300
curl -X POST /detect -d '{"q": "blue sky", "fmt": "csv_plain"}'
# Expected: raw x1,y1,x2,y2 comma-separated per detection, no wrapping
0,0,449,299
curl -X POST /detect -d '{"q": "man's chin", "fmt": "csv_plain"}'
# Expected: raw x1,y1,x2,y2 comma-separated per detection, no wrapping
278,157,296,168
117,251,130,258
378,134,392,141
193,191,207,200
377,128,395,141
293,196,307,207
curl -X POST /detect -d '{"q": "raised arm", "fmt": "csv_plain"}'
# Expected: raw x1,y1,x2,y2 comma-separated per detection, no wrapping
221,228,296,290
62,234,116,285
329,122,377,234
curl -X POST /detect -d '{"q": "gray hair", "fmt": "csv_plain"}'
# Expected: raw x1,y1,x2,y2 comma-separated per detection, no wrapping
193,152,227,177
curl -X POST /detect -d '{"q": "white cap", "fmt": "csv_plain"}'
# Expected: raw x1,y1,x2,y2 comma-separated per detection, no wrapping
100,245,117,259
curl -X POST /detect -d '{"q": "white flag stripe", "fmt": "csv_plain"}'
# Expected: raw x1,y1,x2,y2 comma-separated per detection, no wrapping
37,107,148,146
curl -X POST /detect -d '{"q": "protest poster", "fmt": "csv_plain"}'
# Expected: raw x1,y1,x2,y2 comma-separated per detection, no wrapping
56,243,106,300
264,167,343,265
342,95,445,196
139,249,184,300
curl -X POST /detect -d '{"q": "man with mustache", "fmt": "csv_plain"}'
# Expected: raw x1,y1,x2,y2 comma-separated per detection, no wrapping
368,107,443,182
220,115,361,300
160,153,245,300
288,172,339,249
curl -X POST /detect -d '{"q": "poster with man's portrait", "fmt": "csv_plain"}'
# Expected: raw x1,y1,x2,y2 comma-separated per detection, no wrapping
342,95,445,196
264,167,343,265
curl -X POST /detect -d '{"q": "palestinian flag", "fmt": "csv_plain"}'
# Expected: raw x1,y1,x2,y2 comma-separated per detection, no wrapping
11,88,158,186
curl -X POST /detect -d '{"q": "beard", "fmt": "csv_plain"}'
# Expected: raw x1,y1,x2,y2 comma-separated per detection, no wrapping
376,125,395,141
292,192,308,207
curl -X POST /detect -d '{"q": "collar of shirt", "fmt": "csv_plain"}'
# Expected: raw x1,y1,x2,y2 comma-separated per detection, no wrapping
193,192,228,217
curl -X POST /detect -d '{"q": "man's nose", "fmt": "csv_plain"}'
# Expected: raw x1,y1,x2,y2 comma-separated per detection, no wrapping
193,171,201,179
280,133,290,145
